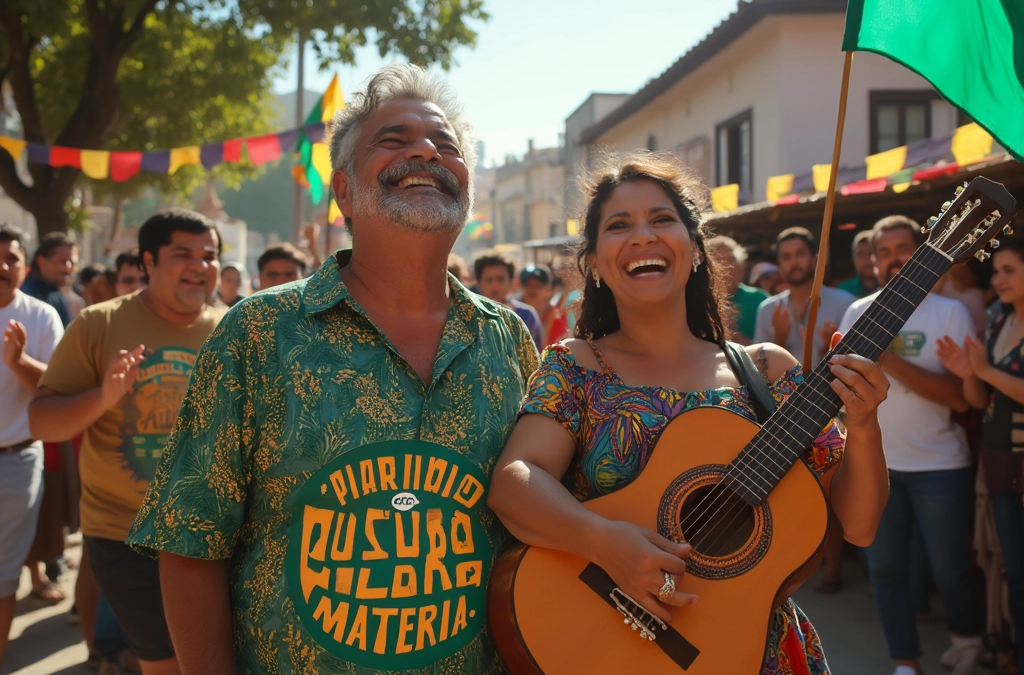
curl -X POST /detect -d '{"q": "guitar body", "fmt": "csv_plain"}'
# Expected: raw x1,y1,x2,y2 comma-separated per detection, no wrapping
488,407,829,675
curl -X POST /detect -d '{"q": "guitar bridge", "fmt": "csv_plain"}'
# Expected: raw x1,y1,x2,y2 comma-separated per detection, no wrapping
609,588,668,641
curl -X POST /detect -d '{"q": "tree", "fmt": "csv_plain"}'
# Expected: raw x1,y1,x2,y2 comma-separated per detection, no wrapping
0,0,487,236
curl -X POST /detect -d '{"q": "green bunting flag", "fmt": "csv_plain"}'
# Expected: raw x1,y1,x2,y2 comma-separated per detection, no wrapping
843,0,1024,162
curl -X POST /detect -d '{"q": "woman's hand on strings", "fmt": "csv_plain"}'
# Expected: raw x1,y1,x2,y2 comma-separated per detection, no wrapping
591,519,697,623
826,331,890,425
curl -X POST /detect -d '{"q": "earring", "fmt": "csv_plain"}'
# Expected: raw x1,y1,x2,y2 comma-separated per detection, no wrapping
692,255,701,273
595,274,601,288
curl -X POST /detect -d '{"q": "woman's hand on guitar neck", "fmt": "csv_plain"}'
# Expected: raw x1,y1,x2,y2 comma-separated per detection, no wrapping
590,519,699,623
826,348,890,426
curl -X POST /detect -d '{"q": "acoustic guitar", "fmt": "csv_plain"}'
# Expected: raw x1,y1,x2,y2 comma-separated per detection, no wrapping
488,176,1017,675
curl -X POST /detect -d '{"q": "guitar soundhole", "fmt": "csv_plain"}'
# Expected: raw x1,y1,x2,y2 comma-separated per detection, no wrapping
678,484,755,557
658,465,772,580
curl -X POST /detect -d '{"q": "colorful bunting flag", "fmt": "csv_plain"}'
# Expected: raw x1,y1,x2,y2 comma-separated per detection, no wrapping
865,145,906,180
293,75,346,205
141,151,170,174
765,174,794,202
50,146,81,168
224,138,243,163
464,215,493,240
840,177,888,196
812,165,832,193
110,152,142,182
27,143,50,165
169,146,200,175
950,123,994,166
711,184,739,213
200,143,224,170
844,0,1024,162
246,134,281,166
0,137,25,160
80,150,110,179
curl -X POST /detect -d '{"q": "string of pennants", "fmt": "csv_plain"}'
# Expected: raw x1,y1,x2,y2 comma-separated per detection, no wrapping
0,123,327,182
709,122,1002,213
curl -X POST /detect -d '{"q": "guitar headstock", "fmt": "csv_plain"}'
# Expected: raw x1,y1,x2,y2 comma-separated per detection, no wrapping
922,176,1017,263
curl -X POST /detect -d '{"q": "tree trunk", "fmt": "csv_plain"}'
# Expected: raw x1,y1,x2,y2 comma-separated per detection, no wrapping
30,187,72,239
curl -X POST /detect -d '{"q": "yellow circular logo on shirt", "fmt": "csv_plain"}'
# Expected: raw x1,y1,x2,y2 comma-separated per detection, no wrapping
284,440,492,670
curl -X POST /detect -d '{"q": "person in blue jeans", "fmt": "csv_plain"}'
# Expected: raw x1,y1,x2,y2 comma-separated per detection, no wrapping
939,237,1024,675
839,216,985,675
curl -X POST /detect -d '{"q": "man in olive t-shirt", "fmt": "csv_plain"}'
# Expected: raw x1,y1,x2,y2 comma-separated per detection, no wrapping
30,209,224,675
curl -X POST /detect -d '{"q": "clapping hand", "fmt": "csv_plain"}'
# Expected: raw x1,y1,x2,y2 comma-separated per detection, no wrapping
3,319,27,368
771,304,792,345
937,334,989,378
100,344,146,409
936,335,973,378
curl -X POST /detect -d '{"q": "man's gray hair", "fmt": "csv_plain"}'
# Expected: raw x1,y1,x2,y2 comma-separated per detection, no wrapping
326,64,478,176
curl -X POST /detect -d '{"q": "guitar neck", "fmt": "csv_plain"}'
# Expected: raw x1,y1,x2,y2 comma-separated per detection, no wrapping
726,243,953,504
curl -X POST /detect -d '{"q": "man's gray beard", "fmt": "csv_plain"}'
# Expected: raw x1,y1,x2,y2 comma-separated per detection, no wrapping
352,176,472,234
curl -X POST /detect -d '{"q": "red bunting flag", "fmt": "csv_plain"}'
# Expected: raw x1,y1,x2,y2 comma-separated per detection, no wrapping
246,134,281,166
110,152,143,182
50,146,81,168
224,138,243,163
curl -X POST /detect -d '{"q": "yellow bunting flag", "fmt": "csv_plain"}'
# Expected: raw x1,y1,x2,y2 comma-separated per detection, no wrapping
311,143,332,184
766,174,795,202
168,146,201,175
80,150,110,180
711,184,739,213
892,182,912,193
812,164,832,193
951,123,994,166
866,145,907,180
567,219,579,236
0,138,26,160
321,75,345,121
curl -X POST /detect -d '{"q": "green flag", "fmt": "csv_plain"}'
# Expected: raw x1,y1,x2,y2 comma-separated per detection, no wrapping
843,0,1024,162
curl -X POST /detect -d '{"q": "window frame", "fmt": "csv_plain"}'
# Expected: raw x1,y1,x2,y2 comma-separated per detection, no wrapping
714,107,754,203
868,89,940,154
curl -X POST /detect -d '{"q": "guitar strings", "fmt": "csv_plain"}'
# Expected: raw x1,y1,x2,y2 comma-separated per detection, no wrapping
684,256,937,557
676,253,942,555
690,255,939,554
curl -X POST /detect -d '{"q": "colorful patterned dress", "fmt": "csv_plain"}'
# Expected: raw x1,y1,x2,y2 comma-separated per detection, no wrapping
519,342,846,675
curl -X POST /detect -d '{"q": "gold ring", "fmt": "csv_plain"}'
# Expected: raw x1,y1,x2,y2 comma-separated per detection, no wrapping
658,572,675,600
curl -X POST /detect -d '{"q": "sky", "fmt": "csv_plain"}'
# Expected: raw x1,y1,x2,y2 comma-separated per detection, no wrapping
273,0,742,168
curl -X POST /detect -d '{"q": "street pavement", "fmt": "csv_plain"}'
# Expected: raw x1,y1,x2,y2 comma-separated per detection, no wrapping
1,539,992,675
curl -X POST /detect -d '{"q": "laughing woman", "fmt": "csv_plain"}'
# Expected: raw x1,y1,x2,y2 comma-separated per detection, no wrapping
488,152,890,674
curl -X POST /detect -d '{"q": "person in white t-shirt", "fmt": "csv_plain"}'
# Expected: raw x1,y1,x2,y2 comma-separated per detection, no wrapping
838,215,984,675
0,223,63,665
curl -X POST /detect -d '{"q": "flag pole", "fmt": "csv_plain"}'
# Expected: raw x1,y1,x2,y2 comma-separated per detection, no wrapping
803,50,853,373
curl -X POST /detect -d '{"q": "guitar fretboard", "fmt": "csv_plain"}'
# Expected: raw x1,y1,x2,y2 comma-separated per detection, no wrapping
725,243,952,504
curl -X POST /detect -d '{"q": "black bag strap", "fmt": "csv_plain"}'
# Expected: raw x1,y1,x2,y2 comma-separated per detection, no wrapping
722,342,776,425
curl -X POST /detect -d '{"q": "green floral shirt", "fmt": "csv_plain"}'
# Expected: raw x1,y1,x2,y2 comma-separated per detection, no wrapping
128,251,539,675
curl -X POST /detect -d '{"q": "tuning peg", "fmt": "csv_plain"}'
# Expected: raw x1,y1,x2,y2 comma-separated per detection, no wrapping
975,250,991,262
990,239,1001,249
941,201,953,211
926,216,939,229
954,185,965,196
1005,225,1015,236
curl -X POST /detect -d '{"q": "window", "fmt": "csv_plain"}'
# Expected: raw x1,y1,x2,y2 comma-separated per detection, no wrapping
647,135,658,152
715,109,753,202
869,90,939,153
549,222,559,238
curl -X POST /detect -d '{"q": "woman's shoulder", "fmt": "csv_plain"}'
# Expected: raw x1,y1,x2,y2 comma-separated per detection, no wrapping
545,337,601,372
743,342,800,383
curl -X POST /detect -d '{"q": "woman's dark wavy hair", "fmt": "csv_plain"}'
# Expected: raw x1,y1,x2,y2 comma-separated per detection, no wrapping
573,151,729,344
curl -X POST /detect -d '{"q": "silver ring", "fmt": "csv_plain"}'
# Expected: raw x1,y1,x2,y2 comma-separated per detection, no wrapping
658,572,675,600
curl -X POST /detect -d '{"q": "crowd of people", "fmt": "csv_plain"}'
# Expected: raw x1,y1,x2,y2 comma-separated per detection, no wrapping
0,62,1020,675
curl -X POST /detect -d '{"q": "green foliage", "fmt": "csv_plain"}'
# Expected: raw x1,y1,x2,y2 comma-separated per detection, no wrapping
0,0,487,232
